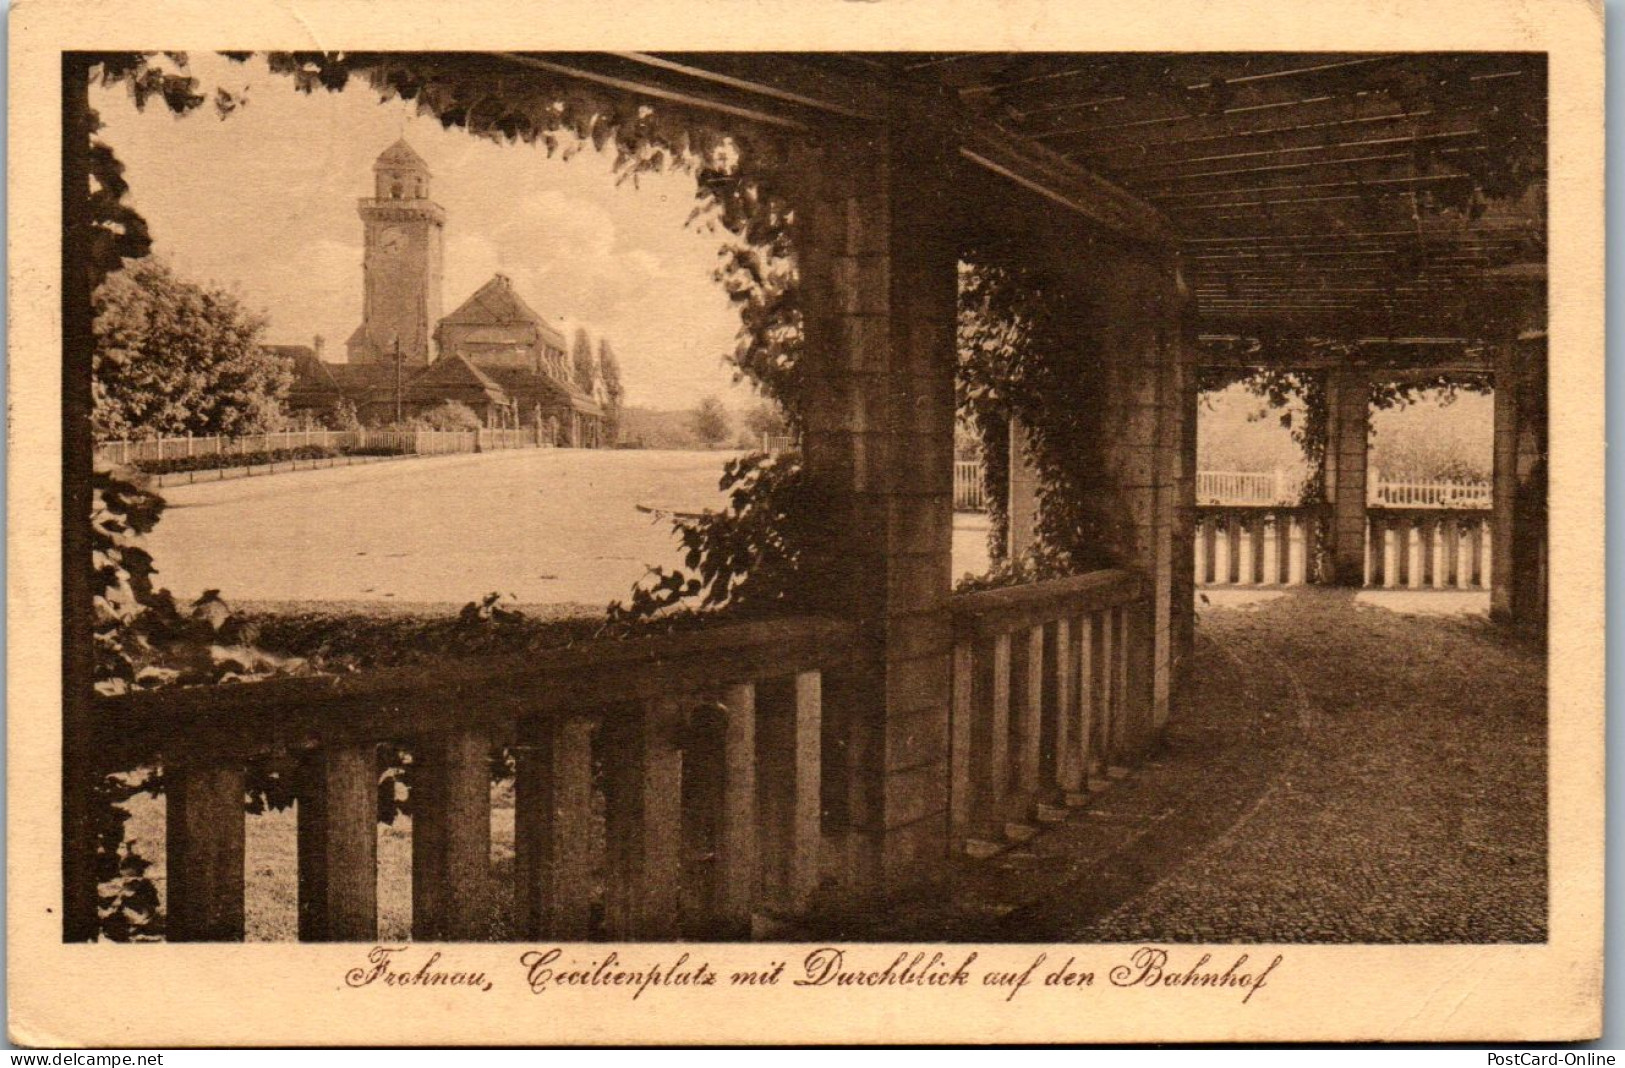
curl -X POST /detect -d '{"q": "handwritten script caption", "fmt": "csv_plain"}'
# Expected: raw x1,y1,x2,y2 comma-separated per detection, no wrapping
346,945,1282,1004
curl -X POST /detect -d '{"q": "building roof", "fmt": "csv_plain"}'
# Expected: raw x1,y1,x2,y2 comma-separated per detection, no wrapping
375,137,429,172
402,353,511,407
439,274,570,351
285,353,609,419
286,355,410,409
264,343,315,362
479,365,603,416
325,363,402,393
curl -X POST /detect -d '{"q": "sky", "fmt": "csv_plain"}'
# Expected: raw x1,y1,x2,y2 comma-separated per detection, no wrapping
91,53,751,409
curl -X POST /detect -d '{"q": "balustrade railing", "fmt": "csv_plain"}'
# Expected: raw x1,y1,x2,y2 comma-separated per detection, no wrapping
1194,505,1492,590
89,614,853,941
948,570,1148,856
1194,506,1318,586
1365,508,1492,590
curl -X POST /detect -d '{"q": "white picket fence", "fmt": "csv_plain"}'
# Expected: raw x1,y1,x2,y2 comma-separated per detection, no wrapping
1199,468,1490,509
955,460,1492,512
1197,469,1295,505
92,427,566,469
1369,473,1491,509
476,428,547,451
954,460,985,511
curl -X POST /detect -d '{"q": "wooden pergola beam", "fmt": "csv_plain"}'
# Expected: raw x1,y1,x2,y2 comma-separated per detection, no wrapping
1184,222,1534,244
1019,57,1532,143
1058,99,1450,156
607,52,1174,244
497,53,816,131
1119,126,1488,180
991,53,1404,123
1138,144,1493,194
1153,170,1474,205
1195,346,1494,373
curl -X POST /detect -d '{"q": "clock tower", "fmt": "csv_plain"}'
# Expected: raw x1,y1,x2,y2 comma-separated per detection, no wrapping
348,139,445,365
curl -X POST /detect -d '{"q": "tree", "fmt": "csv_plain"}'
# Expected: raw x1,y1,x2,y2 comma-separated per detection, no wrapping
571,327,597,396
322,397,361,432
92,259,289,440
412,400,483,431
598,338,626,445
742,400,786,441
690,395,731,448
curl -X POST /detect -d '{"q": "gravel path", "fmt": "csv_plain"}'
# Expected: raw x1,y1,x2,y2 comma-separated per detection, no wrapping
817,586,1545,944
1065,587,1547,943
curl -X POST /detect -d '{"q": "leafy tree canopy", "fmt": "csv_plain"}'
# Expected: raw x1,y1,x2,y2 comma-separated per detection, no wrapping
92,258,289,441
571,327,598,396
742,400,786,440
409,400,483,431
690,394,732,447
597,338,625,444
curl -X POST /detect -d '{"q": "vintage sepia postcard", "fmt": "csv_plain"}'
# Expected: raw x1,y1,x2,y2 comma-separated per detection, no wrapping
5,0,1605,1047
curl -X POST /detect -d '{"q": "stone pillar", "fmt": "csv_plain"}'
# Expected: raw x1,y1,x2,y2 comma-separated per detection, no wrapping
1491,338,1548,626
1007,418,1040,559
796,116,959,887
1160,318,1200,725
1071,248,1184,746
1322,366,1371,585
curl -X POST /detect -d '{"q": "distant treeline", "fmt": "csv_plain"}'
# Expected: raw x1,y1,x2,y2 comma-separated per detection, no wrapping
1199,384,1494,484
617,402,783,451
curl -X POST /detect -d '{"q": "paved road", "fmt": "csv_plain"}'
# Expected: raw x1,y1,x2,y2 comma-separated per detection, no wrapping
147,448,999,609
148,449,741,607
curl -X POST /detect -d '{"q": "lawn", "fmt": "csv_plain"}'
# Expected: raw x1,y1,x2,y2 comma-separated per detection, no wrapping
147,448,744,609
147,446,997,613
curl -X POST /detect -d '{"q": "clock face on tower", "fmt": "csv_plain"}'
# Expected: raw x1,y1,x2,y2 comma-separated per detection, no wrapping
378,227,406,255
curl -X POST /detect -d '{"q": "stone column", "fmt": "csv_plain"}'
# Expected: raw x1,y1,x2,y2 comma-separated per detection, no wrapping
1007,418,1041,559
796,115,959,887
1161,315,1200,725
1322,366,1371,585
1491,338,1548,626
1063,247,1184,747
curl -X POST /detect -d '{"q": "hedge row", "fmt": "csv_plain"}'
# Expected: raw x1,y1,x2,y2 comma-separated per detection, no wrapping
128,442,424,475
343,445,414,457
132,444,339,475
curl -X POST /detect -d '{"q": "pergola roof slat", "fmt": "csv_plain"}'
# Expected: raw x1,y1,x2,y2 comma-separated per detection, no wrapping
1121,127,1492,181
818,52,1544,338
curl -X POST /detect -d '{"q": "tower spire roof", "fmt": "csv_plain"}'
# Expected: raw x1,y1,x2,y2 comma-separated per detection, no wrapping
375,137,429,172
